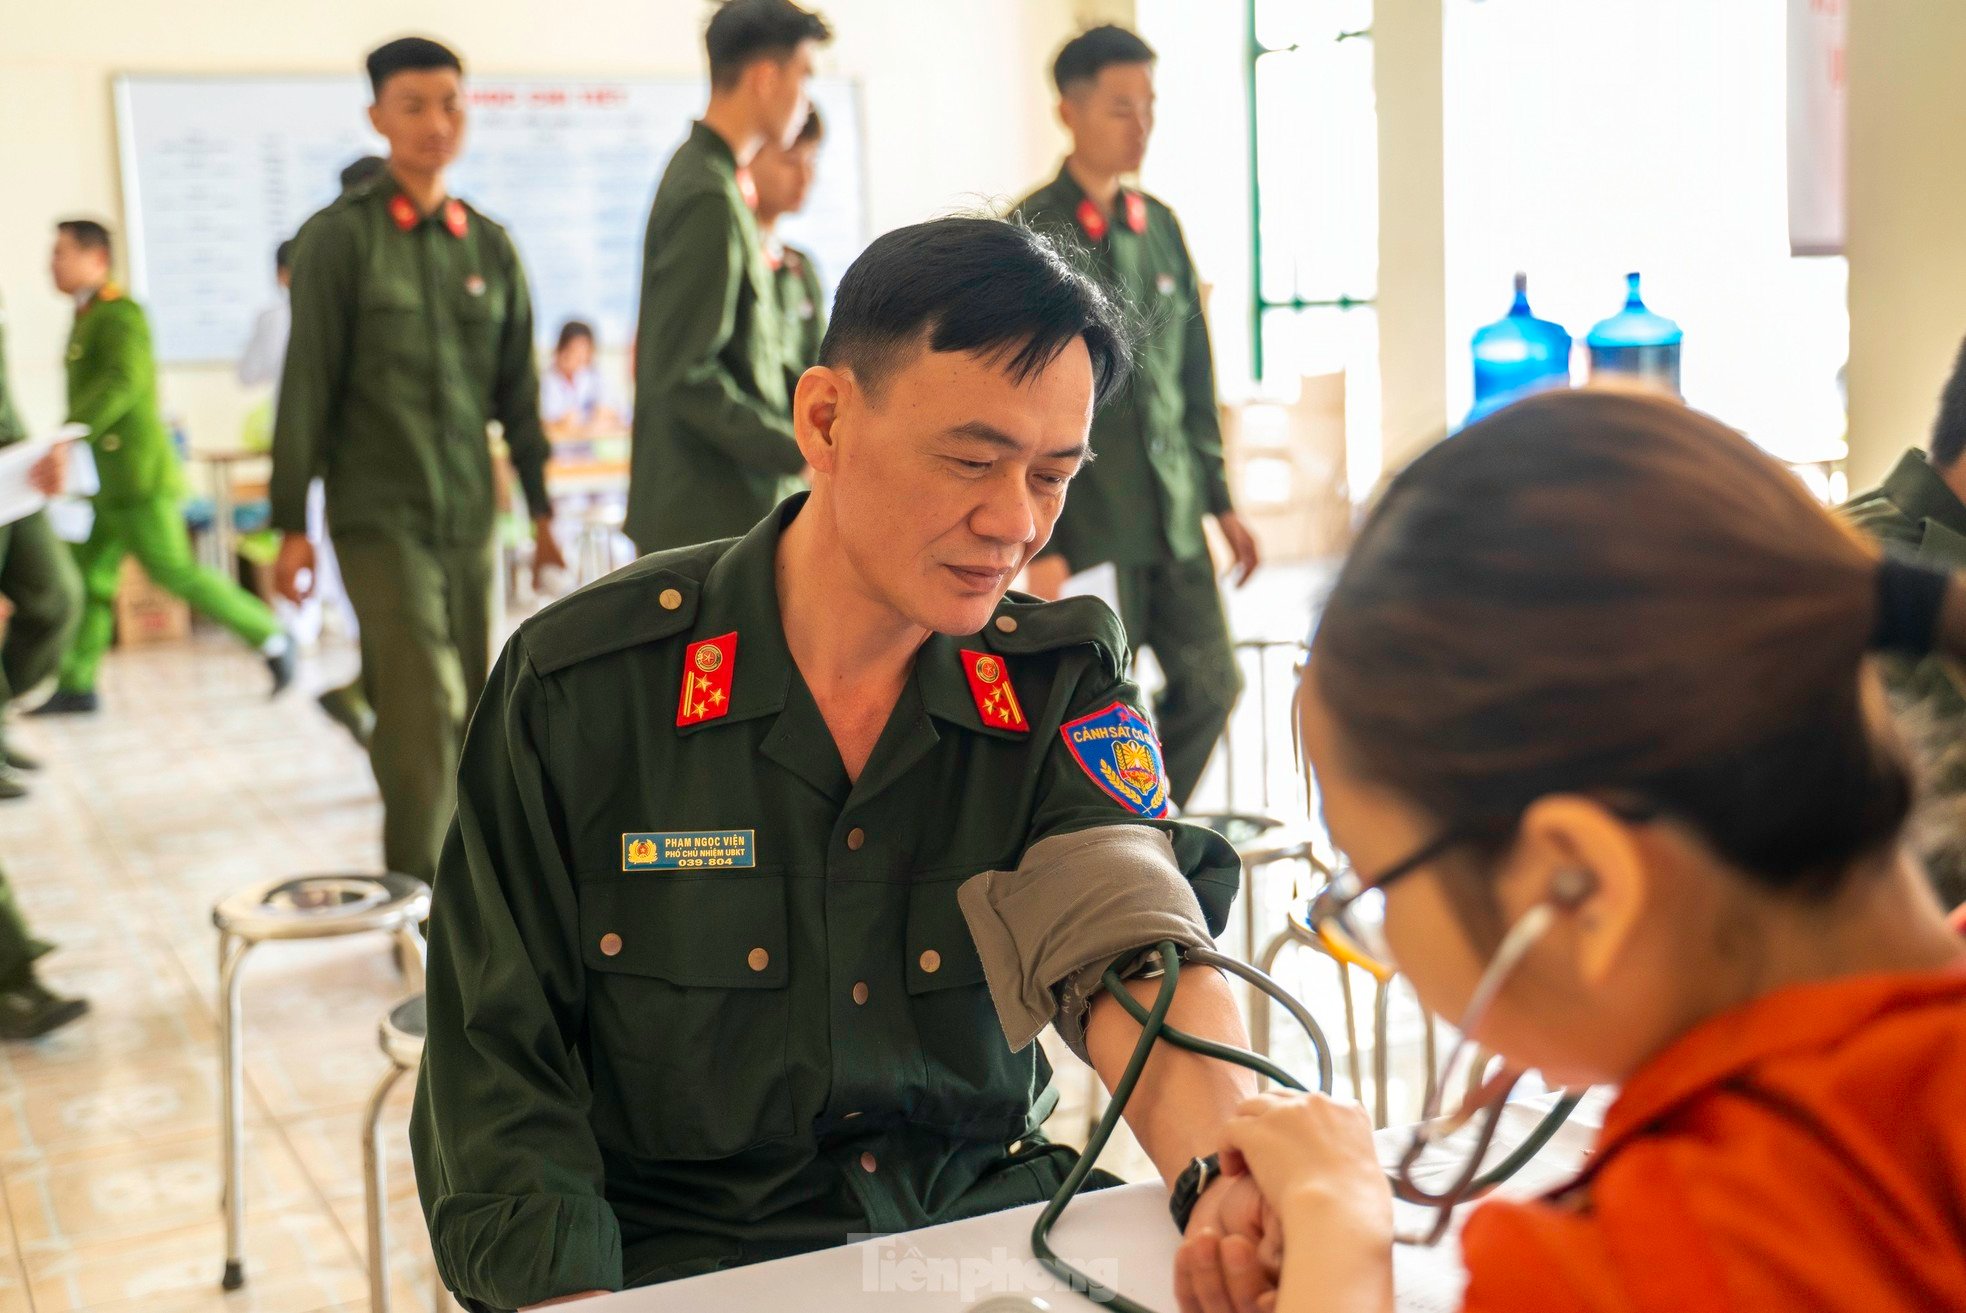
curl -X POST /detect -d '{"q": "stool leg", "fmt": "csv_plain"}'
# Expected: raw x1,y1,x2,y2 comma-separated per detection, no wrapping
1250,927,1295,1061
1371,976,1392,1129
1336,959,1365,1107
219,933,254,1291
364,1062,410,1313
394,924,427,995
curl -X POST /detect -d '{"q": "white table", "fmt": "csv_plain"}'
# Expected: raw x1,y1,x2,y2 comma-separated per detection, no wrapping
588,1095,1605,1313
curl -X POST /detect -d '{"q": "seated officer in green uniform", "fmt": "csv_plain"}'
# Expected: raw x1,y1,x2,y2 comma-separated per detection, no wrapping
412,218,1277,1310
626,0,831,555
272,37,564,886
32,221,292,717
748,106,828,384
0,290,82,799
1843,334,1966,908
1015,26,1260,810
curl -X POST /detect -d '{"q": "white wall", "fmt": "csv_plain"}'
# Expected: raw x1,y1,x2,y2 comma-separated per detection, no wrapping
0,0,1114,453
1845,0,1966,491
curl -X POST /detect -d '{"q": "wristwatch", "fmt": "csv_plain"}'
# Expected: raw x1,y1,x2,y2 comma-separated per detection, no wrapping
1168,1153,1221,1233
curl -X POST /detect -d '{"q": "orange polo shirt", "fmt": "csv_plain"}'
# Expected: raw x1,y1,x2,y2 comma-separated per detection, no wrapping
1459,960,1966,1312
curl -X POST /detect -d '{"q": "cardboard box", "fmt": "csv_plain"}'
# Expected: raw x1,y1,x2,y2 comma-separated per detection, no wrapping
115,556,191,648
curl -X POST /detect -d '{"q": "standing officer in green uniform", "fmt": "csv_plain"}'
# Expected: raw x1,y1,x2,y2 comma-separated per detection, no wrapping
749,106,828,382
0,292,82,798
413,218,1279,1310
273,37,564,886
626,0,831,555
1014,26,1260,810
31,221,292,717
1844,334,1966,908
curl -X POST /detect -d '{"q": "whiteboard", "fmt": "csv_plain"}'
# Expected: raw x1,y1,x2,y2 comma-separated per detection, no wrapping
114,74,868,363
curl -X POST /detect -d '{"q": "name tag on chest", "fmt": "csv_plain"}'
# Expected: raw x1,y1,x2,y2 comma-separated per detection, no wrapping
622,830,756,871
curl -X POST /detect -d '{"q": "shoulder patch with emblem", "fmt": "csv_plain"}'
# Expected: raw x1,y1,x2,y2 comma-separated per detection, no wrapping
1060,701,1171,818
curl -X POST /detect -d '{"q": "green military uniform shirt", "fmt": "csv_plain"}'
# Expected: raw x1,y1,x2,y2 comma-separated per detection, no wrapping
627,123,803,556
771,242,826,383
410,494,1239,1311
63,287,184,507
1013,168,1233,572
0,294,24,449
1844,448,1966,904
272,176,550,545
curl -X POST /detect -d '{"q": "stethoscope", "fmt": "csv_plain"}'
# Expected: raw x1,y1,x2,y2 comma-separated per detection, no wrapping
1015,940,1583,1313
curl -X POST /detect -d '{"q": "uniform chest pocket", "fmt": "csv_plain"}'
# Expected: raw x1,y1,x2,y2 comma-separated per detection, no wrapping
904,876,1039,1138
579,871,794,1160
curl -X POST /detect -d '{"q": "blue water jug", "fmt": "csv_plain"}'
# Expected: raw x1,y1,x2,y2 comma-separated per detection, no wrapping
1587,272,1682,396
1468,273,1572,424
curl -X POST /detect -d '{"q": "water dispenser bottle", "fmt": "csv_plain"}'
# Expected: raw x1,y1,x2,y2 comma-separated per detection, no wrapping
1586,272,1682,396
1468,273,1572,424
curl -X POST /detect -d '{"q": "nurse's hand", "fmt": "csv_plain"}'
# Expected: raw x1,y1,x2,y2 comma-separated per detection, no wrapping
1219,1092,1390,1236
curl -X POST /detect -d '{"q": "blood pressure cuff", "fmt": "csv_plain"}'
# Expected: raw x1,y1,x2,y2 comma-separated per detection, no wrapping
958,825,1216,1062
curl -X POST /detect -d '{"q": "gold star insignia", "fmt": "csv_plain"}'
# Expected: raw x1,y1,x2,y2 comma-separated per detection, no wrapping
708,688,726,707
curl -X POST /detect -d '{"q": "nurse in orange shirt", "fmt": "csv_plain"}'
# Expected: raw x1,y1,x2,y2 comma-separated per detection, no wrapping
1174,389,1966,1313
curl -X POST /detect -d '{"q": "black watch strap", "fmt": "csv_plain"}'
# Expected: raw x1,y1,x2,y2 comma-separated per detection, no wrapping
1169,1153,1221,1233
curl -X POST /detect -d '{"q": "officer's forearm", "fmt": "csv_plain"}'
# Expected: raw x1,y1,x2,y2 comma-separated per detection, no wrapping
1084,964,1257,1189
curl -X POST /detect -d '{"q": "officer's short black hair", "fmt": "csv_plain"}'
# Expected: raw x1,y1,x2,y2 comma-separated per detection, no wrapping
339,155,388,193
819,217,1130,408
556,320,595,354
794,105,824,146
1932,334,1966,470
275,240,296,274
706,0,832,92
366,36,463,100
55,219,112,259
1052,24,1156,96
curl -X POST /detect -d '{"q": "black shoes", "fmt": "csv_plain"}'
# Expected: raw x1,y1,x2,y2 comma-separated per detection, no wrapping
266,633,298,697
27,690,97,717
0,978,89,1041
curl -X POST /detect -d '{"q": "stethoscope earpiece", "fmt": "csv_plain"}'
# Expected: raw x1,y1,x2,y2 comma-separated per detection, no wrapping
1549,866,1597,909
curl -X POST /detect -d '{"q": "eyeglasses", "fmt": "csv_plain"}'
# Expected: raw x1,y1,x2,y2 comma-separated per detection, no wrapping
1305,828,1467,983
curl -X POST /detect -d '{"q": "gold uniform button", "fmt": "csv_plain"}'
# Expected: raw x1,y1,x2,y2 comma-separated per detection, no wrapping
658,588,683,611
860,1152,878,1173
919,949,942,974
747,947,771,972
852,981,869,1006
599,933,623,957
846,827,866,851
994,615,1018,634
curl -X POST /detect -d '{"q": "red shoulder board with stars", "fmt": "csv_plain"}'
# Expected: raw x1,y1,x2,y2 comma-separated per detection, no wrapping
961,650,1029,734
1075,198,1108,244
676,632,737,728
444,199,469,238
1123,191,1147,234
388,194,418,231
1060,701,1171,818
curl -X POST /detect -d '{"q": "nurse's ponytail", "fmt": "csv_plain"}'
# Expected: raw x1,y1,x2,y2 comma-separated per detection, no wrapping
1314,388,1917,897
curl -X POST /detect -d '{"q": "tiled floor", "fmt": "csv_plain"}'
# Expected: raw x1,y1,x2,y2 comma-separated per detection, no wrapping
0,557,1396,1313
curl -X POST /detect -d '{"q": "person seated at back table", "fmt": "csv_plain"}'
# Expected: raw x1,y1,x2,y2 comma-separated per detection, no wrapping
542,319,628,441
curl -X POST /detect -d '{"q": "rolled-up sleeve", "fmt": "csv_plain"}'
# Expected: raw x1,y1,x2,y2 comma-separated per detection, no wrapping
958,673,1240,1057
409,640,622,1311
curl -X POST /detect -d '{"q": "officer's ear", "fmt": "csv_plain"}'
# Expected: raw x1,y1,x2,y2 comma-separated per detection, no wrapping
792,365,846,475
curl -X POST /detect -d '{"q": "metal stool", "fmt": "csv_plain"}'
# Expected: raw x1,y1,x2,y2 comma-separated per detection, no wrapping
1254,900,1438,1129
213,873,431,1291
366,993,441,1313
574,505,628,585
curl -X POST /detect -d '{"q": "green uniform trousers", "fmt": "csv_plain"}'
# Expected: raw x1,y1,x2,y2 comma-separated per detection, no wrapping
0,509,82,739
1115,553,1243,810
59,499,281,694
334,529,494,885
0,866,53,986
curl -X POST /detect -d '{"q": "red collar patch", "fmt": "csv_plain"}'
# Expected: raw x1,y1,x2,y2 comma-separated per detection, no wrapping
961,650,1029,733
444,199,469,239
388,194,418,232
1075,197,1109,244
677,632,737,728
1123,191,1148,234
